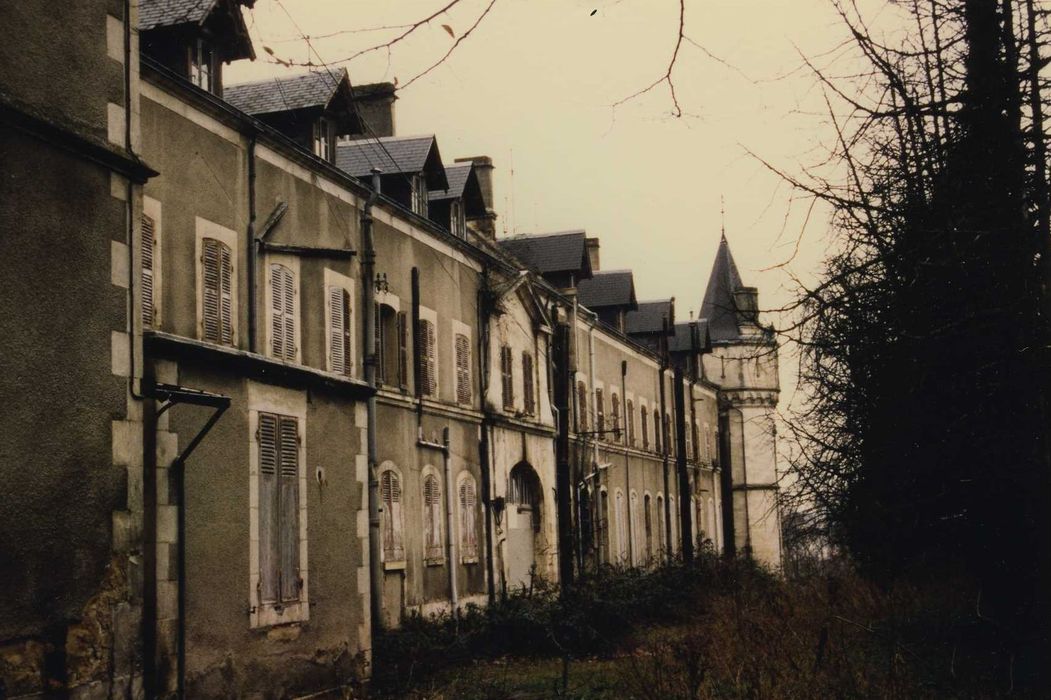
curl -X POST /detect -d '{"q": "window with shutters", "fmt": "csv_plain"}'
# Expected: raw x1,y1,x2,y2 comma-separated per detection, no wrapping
458,473,478,563
665,412,673,457
653,412,662,453
380,467,405,563
615,489,627,563
422,471,444,564
685,418,694,462
641,405,649,450
269,262,298,362
522,352,535,415
417,315,437,397
656,494,666,554
141,209,159,328
595,388,604,435
455,332,471,405
252,407,307,627
610,393,621,442
629,490,640,565
576,381,588,431
705,424,713,462
200,236,234,346
644,493,653,564
692,421,700,461
626,400,635,446
325,270,353,375
397,311,409,388
500,345,514,410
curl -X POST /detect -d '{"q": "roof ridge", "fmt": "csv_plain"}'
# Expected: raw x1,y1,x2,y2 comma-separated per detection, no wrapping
503,229,586,240
225,68,344,89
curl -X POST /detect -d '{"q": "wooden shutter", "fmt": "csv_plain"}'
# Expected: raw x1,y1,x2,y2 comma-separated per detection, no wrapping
611,394,620,441
654,413,661,453
522,352,535,415
423,475,442,560
627,401,635,446
426,320,437,396
577,382,588,431
380,470,404,560
459,478,477,560
141,213,156,327
258,413,279,603
641,406,649,449
595,389,604,433
278,415,300,602
219,242,233,345
202,238,221,343
397,312,408,388
270,264,295,361
328,285,346,373
455,333,471,405
417,319,436,396
500,346,513,410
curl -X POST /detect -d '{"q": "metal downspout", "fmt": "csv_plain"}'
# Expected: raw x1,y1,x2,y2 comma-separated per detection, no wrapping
658,321,672,563
247,134,257,352
442,428,459,617
363,170,383,633
476,281,496,604
674,367,693,564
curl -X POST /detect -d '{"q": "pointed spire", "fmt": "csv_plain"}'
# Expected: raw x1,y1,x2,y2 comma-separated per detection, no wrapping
700,234,747,342
720,195,726,240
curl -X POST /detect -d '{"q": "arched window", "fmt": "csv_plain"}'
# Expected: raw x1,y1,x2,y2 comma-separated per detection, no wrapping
423,473,444,564
595,388,605,434
380,467,404,562
599,488,610,564
615,490,627,564
626,400,635,446
656,494,666,554
610,393,621,442
509,463,541,532
629,490,640,565
459,474,479,563
708,496,717,548
653,412,662,453
641,406,649,450
644,493,653,564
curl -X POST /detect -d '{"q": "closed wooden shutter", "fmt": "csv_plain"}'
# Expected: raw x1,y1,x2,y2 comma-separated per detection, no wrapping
423,475,442,560
417,319,437,396
397,312,408,388
258,412,279,603
459,478,477,560
270,264,295,361
611,394,620,441
455,333,471,405
380,470,404,560
641,406,649,449
595,389,604,433
522,352,535,415
654,413,661,453
375,305,386,384
141,213,156,326
500,346,513,409
577,381,588,431
665,413,673,457
627,401,635,446
278,415,300,602
328,285,346,373
202,237,233,345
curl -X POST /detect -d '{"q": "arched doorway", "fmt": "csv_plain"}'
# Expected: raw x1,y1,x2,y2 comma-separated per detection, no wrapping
507,463,541,589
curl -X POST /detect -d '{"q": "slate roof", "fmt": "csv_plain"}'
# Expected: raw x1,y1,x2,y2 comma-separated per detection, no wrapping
224,69,349,116
139,0,216,29
625,299,675,335
577,270,637,310
335,135,448,190
428,163,472,200
700,235,747,342
497,231,593,277
669,321,712,353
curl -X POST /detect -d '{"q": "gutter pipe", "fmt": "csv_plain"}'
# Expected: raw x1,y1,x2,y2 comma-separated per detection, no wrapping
363,170,384,633
419,431,459,618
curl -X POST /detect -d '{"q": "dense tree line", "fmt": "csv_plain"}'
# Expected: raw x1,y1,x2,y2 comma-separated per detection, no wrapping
783,0,1050,685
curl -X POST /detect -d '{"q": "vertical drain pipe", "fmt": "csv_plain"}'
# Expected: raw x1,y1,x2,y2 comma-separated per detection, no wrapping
364,170,384,633
246,133,258,353
442,427,459,618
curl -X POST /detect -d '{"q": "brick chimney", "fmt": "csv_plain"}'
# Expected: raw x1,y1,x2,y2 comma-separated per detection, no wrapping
585,237,601,273
456,156,498,238
347,82,397,138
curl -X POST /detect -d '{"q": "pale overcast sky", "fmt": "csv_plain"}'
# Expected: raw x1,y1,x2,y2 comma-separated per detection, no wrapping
226,0,894,412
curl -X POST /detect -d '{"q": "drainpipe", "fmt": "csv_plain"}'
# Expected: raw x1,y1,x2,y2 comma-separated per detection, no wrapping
620,360,632,566
247,134,258,352
553,318,574,591
674,366,693,564
658,320,672,563
363,170,383,633
476,277,496,604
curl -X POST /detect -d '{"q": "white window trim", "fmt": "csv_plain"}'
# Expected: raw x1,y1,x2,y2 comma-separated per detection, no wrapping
265,253,302,364
323,268,356,375
418,305,439,398
375,289,401,312
194,217,238,345
248,382,308,628
457,470,479,564
451,319,472,406
421,464,445,566
142,196,163,329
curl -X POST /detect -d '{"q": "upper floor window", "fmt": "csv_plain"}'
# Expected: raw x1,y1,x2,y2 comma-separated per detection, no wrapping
411,173,429,216
653,412,662,453
692,421,701,461
522,352,535,415
380,468,405,562
641,405,649,450
665,412,673,457
576,381,588,431
423,472,444,564
450,199,466,238
201,237,234,345
595,388,605,435
626,400,635,446
610,393,621,442
189,38,215,93
455,332,472,405
313,117,335,162
417,316,437,397
327,284,352,375
377,304,409,388
269,263,298,362
500,345,514,410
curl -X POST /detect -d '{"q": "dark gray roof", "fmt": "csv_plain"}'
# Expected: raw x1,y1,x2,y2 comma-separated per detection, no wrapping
428,163,472,200
625,299,674,335
335,135,445,185
577,270,638,310
669,321,712,353
224,69,349,115
700,235,746,342
139,0,216,29
497,231,592,277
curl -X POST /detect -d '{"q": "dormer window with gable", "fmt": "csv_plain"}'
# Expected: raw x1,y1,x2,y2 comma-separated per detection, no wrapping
411,174,429,216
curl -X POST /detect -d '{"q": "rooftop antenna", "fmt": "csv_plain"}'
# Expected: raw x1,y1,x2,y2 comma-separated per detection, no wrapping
720,195,726,240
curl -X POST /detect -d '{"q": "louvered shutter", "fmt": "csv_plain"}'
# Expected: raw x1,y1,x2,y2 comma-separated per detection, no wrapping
595,389,604,433
380,470,404,560
459,479,477,560
375,305,386,384
278,415,300,602
202,238,221,343
219,243,233,345
328,285,345,373
423,475,442,560
522,353,534,414
611,394,620,441
501,347,513,410
141,214,156,327
258,413,279,603
425,321,437,396
270,264,295,361
627,401,635,446
397,312,408,388
641,407,649,449
342,290,352,374
455,334,471,405
577,382,588,431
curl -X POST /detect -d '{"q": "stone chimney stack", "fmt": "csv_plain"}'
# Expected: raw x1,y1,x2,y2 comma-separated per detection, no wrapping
456,156,498,238
585,237,601,272
733,287,759,326
347,82,397,139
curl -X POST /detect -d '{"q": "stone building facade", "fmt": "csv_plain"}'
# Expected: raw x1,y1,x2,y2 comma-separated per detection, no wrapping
0,0,781,696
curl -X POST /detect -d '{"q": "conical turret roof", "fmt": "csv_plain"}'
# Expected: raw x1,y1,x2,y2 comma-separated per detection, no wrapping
700,234,746,342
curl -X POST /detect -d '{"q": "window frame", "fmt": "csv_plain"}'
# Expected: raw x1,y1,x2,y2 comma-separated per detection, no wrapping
312,116,335,162
195,217,238,347
450,198,466,238
324,268,355,376
266,254,301,364
411,173,429,216
189,37,215,92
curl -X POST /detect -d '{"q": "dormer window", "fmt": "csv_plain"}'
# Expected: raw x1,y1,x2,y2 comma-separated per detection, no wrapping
313,118,335,162
450,199,466,238
411,174,429,216
189,38,215,92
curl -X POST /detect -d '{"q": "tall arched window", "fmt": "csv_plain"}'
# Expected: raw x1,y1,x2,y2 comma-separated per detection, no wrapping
626,400,635,446
615,490,627,564
610,393,621,442
641,406,649,450
458,474,479,563
629,490,640,565
380,467,404,562
423,473,444,564
656,494,666,554
644,493,653,564
576,381,588,431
